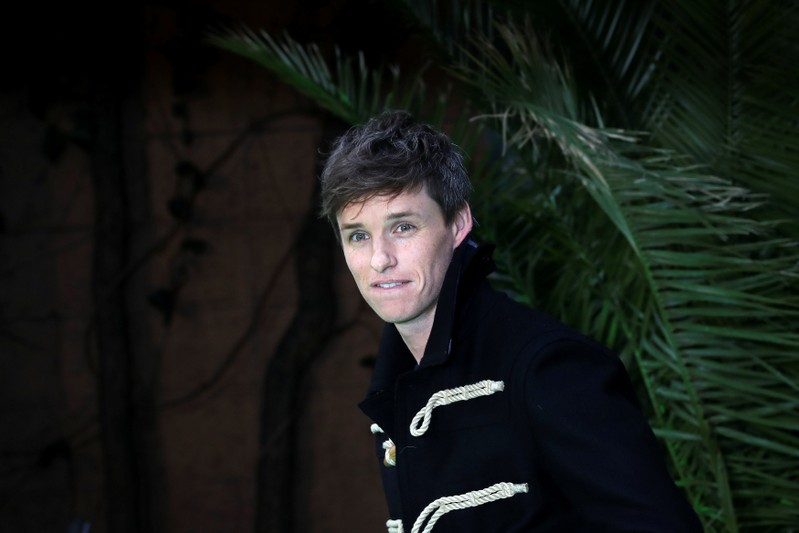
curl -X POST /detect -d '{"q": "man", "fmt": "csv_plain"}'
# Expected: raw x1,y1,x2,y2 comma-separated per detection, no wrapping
320,110,702,532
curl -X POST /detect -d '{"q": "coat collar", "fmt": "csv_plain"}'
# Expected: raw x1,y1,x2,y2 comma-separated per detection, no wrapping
359,236,495,430
364,235,496,391
419,237,495,367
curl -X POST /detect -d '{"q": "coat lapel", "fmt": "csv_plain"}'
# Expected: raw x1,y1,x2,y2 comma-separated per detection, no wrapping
358,324,415,435
359,237,497,431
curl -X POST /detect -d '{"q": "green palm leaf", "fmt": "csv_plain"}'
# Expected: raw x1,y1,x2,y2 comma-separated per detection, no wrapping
456,23,799,532
207,24,495,199
389,0,501,63
558,0,799,233
207,26,432,125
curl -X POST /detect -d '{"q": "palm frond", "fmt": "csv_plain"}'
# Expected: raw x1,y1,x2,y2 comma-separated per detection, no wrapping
555,0,657,125
206,25,430,125
206,24,492,161
389,0,503,63
637,1,799,232
459,22,799,532
553,1,799,235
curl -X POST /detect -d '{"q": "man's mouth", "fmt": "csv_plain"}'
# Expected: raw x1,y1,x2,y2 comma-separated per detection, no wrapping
373,281,407,289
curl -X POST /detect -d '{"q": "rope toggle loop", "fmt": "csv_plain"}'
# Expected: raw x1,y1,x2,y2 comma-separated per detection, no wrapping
410,380,505,437
411,482,528,533
371,423,397,467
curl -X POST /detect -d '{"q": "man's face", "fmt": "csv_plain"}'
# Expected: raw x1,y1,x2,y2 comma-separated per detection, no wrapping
337,187,472,330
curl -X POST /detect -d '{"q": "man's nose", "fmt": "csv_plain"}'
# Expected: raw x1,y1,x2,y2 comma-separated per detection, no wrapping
370,238,396,272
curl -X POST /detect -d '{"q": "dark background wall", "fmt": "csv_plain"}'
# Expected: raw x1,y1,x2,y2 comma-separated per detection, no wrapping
0,1,411,531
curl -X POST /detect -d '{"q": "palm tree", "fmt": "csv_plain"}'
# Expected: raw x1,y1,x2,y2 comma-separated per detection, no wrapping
210,1,799,530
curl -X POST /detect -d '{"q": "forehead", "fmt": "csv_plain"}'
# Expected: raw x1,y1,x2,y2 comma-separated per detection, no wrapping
337,187,441,224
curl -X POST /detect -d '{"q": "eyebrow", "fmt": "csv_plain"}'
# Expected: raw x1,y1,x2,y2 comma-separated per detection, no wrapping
338,211,420,231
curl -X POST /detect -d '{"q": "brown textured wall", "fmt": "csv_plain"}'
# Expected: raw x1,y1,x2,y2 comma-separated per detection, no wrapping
0,1,397,531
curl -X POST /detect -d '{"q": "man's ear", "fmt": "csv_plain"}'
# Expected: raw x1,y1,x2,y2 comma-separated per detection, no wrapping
451,205,473,247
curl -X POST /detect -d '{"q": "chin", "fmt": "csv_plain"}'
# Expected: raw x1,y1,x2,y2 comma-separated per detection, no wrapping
379,313,408,324
375,309,413,324
368,303,404,322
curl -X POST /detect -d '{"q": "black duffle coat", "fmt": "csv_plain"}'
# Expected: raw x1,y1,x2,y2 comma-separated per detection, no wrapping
359,239,702,532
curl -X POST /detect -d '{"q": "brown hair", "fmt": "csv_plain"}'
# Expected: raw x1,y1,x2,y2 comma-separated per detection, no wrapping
320,110,472,238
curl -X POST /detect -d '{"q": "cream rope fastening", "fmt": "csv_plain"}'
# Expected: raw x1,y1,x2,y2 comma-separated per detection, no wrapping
371,423,397,467
411,482,528,533
410,380,505,437
386,518,404,533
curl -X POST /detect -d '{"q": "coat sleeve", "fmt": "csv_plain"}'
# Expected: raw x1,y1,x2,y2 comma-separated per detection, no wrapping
523,338,703,532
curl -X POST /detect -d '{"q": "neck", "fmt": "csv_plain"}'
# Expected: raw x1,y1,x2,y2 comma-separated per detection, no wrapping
394,312,436,364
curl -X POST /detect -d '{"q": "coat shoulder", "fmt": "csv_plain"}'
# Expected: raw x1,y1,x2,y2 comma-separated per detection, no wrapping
464,283,603,359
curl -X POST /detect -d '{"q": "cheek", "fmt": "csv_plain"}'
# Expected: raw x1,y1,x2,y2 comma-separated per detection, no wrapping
423,242,455,281
343,250,368,281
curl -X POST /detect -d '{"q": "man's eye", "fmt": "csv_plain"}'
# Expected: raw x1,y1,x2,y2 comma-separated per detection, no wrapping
396,223,414,233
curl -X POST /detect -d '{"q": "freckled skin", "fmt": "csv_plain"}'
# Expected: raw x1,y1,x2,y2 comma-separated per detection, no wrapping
337,188,472,355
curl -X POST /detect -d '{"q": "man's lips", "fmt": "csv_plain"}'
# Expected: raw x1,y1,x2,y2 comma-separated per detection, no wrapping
371,280,410,289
